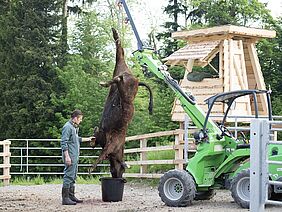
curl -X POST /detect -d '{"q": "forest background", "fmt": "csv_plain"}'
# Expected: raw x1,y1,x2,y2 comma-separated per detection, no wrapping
0,0,281,144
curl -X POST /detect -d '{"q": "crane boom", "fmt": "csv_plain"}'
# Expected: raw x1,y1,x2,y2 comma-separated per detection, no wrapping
119,0,221,136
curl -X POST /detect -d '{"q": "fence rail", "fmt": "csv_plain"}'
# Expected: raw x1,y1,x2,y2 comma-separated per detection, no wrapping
0,140,11,186
6,129,197,179
2,115,282,185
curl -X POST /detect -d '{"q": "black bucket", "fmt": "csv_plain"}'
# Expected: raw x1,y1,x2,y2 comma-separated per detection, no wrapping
100,177,127,202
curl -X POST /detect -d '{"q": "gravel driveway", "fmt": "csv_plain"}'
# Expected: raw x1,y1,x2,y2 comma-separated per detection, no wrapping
0,183,281,212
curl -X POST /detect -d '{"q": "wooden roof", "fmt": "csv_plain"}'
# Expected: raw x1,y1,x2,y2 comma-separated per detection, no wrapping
163,41,220,66
172,25,276,41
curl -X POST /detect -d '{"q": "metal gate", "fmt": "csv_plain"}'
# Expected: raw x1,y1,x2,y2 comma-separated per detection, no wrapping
250,119,282,211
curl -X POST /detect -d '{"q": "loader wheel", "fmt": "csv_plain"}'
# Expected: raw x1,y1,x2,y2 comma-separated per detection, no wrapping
230,169,271,209
230,169,251,208
158,169,196,207
194,189,215,200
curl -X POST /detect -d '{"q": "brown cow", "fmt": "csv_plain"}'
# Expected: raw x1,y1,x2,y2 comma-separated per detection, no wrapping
89,28,152,178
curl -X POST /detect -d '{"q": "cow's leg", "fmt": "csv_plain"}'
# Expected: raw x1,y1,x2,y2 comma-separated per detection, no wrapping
100,75,123,87
88,151,107,174
88,138,114,174
108,134,127,178
109,149,125,178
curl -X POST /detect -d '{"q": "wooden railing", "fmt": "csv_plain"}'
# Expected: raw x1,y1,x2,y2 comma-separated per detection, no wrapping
7,129,197,178
123,129,196,178
0,140,11,186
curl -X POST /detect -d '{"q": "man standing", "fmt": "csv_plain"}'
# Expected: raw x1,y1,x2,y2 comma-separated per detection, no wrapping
61,109,94,205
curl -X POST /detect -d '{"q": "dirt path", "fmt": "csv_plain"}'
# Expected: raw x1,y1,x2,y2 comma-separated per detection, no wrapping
0,183,280,212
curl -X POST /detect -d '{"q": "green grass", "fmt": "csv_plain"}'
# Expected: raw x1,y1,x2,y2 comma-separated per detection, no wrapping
5,175,101,186
1,175,160,187
125,149,175,174
12,175,45,185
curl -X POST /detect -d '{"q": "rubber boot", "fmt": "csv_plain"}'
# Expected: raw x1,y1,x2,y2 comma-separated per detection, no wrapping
62,187,76,205
69,186,83,203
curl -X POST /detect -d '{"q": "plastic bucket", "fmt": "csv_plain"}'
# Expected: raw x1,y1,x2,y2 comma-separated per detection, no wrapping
100,177,127,202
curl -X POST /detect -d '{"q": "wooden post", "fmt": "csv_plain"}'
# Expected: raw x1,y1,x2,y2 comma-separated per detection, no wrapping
174,134,184,170
140,139,147,174
1,140,11,186
247,43,267,114
223,39,230,93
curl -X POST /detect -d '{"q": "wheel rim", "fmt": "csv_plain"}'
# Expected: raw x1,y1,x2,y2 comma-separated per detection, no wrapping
236,176,250,202
163,177,184,201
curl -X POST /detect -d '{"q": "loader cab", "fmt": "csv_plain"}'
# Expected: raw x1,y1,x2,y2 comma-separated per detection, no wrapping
203,89,272,139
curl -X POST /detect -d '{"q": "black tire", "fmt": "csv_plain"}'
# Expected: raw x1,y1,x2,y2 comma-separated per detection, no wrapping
230,169,250,209
271,192,282,201
271,177,282,201
230,169,271,209
194,189,216,200
158,169,196,207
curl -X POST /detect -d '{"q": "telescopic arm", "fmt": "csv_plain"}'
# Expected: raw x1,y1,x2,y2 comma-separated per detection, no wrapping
119,0,221,136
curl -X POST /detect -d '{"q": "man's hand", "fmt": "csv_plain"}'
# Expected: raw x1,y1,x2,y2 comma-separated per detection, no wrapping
90,136,96,147
82,137,95,142
64,151,72,166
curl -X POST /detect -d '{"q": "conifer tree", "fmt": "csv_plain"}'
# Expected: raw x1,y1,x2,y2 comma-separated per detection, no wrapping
0,0,63,139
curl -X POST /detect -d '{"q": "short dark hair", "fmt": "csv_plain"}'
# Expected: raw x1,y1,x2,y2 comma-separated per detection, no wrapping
71,109,83,119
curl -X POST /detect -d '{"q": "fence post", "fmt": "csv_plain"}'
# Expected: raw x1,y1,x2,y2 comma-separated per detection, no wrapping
250,119,268,212
1,140,11,186
184,115,189,163
140,139,147,174
174,134,183,170
26,139,29,174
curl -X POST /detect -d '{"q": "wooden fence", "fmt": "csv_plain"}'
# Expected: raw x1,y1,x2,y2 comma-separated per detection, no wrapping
0,140,11,186
6,129,197,178
123,129,196,178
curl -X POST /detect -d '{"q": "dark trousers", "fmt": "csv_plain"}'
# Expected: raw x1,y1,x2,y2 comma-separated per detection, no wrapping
63,162,78,188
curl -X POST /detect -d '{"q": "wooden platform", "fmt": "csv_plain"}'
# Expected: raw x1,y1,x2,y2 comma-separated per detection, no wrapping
165,25,274,122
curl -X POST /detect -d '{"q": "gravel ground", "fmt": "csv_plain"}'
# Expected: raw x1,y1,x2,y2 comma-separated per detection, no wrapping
0,183,281,212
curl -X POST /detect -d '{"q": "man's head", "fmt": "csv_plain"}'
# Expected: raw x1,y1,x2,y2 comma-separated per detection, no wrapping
71,109,83,125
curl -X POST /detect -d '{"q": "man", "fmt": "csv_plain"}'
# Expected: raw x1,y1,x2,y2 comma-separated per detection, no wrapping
61,109,94,205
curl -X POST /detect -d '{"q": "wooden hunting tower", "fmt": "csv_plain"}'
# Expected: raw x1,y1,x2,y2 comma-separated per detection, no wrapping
164,25,276,122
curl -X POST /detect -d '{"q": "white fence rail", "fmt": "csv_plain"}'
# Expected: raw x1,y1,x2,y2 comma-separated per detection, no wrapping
7,129,192,178
2,115,282,186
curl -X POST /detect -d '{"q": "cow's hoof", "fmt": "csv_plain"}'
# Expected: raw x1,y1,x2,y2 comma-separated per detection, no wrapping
100,81,108,87
93,126,99,134
88,167,93,174
90,140,96,148
121,162,131,169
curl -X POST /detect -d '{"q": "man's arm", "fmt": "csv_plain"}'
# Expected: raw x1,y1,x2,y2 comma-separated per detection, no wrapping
61,125,72,166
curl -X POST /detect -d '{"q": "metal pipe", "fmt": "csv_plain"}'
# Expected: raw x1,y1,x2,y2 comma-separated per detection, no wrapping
120,0,143,50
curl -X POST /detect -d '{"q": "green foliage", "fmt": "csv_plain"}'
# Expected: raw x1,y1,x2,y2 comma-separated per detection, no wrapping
0,0,63,139
53,11,116,137
188,0,271,26
127,59,178,139
257,18,282,116
53,55,110,136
